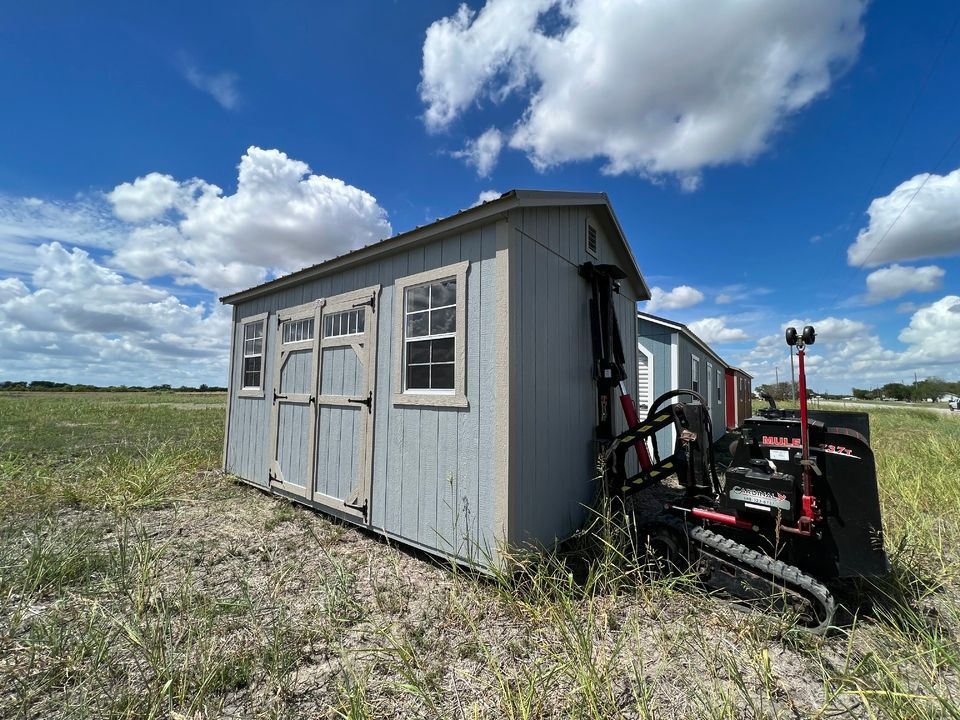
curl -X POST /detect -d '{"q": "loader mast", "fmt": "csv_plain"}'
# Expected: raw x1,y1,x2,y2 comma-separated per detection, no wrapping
580,262,652,471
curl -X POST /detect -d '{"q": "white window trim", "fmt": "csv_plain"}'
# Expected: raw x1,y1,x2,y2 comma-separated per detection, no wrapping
717,368,723,405
707,361,714,405
636,342,655,412
690,353,701,395
281,316,316,345
238,312,268,398
392,261,469,408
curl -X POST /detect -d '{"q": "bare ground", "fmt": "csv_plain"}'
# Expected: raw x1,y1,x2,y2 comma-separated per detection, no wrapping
4,471,951,719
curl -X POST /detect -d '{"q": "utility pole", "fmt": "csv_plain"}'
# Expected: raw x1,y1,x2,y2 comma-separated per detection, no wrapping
775,365,779,396
790,345,797,401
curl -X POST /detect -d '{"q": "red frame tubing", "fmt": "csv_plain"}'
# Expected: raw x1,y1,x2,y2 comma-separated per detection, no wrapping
797,347,820,524
619,382,652,471
691,507,756,531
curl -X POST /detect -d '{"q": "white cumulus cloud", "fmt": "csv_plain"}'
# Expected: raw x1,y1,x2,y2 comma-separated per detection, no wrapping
736,303,960,392
0,242,230,386
848,168,960,267
899,295,960,365
688,317,748,345
452,127,504,177
471,189,502,207
644,285,704,313
0,147,394,386
421,0,865,183
107,146,392,293
865,264,945,303
107,172,216,223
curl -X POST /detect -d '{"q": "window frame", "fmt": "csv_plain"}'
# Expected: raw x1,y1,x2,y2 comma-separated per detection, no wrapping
636,342,655,412
281,316,316,345
392,261,469,408
717,368,723,405
238,312,268,398
690,354,701,394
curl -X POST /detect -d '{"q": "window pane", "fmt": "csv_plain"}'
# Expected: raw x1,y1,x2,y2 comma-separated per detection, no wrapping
357,311,365,333
407,340,431,364
406,310,429,338
407,364,430,389
407,285,430,312
431,337,454,363
431,279,456,308
252,337,262,355
431,363,454,389
242,356,261,388
244,322,262,341
430,306,455,335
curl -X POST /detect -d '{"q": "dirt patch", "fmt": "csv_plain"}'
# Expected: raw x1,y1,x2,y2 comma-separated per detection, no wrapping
2,466,959,718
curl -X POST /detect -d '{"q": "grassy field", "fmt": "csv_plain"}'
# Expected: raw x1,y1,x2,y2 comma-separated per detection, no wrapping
1,393,959,718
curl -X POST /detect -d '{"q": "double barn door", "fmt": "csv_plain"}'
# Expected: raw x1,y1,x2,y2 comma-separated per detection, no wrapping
268,285,379,519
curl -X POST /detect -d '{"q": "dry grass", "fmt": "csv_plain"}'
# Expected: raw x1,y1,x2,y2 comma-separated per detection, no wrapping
1,393,959,718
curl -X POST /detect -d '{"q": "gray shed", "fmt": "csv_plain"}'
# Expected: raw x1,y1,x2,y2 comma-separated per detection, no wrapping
221,190,649,566
636,311,729,451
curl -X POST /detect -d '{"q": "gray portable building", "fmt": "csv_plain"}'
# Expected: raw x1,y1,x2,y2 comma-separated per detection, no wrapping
221,190,649,567
636,311,729,451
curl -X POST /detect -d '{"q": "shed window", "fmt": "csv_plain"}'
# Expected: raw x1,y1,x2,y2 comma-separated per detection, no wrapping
404,278,457,390
242,320,264,389
324,308,364,338
717,369,723,404
282,318,314,344
392,261,469,408
691,355,700,393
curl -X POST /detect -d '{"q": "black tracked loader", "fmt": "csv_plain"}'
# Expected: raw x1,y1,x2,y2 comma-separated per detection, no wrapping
584,263,889,632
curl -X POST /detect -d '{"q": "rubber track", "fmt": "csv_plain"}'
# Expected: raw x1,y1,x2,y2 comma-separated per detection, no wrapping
642,514,836,634
689,524,836,634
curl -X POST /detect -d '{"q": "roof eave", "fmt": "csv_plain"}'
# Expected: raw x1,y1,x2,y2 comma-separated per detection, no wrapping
220,189,648,306
220,192,521,305
637,310,730,369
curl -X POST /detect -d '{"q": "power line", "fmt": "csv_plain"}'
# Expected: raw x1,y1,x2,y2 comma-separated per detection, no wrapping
854,127,960,270
826,11,960,305
855,12,960,217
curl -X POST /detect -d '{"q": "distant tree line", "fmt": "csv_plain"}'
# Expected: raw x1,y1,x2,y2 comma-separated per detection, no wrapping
756,382,820,401
757,377,959,402
0,380,226,393
851,377,958,402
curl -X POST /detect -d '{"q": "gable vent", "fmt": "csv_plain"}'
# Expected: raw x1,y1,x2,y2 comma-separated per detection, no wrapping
586,222,598,257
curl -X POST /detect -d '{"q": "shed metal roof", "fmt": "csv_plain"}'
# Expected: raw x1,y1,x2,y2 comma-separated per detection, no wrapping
220,189,649,305
636,310,733,370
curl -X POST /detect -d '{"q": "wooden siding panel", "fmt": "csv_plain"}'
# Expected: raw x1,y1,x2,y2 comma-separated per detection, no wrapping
457,228,483,556
476,223,498,557
510,205,641,549
223,219,496,564
417,408,439,547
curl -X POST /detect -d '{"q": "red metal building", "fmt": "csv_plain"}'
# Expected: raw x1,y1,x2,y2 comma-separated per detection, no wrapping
725,367,753,429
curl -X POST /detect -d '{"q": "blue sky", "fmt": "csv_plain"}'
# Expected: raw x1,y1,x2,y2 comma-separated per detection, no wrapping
1,0,958,392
